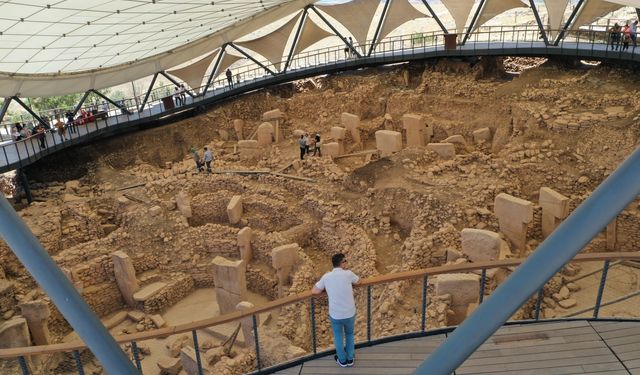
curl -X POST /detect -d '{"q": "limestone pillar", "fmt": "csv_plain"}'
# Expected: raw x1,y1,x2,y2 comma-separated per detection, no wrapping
494,193,534,255
539,187,570,238
236,301,257,349
426,143,455,159
375,130,402,157
256,122,274,147
20,300,51,345
233,119,245,140
112,251,140,307
330,127,347,155
227,195,243,225
435,274,480,325
212,257,247,314
237,227,253,263
176,191,192,219
0,317,30,349
238,140,259,160
262,109,285,142
271,244,299,297
607,218,617,250
402,114,432,147
321,143,340,158
460,229,508,263
341,113,361,146
472,127,492,144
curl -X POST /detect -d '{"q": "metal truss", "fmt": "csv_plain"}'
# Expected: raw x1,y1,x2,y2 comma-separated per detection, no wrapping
0,97,11,125
88,89,132,115
159,72,196,98
462,0,487,45
283,8,309,73
11,96,49,128
555,0,586,45
368,0,392,57
308,6,362,58
530,0,550,46
228,43,277,76
139,72,159,112
202,45,227,94
421,0,448,34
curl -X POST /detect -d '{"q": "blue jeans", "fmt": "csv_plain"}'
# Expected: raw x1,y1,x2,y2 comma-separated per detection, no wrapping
330,314,355,363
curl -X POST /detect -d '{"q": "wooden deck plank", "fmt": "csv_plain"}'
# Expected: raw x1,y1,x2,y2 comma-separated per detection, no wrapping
457,354,619,374
469,340,608,360
272,364,302,375
461,347,614,368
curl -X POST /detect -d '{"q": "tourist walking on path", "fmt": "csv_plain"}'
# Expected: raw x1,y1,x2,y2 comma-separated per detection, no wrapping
312,253,360,368
191,147,203,172
298,134,306,160
203,147,213,173
55,119,67,142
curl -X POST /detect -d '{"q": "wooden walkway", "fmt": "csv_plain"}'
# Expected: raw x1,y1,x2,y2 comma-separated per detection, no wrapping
271,320,640,375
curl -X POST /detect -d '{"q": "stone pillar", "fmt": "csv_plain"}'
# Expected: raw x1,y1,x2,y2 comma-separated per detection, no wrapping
176,191,192,219
539,187,570,239
472,127,492,144
494,193,534,255
341,113,361,146
427,143,455,159
212,257,247,314
256,122,274,147
112,251,140,307
375,130,402,157
227,195,243,225
321,142,340,158
607,218,617,250
402,114,432,147
238,140,260,160
237,227,253,263
236,301,257,349
233,119,245,140
435,274,480,325
20,300,51,345
262,109,284,142
271,244,299,297
460,229,508,263
0,317,30,348
330,127,347,155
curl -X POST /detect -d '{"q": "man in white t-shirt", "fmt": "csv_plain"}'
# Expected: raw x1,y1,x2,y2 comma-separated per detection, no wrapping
312,253,360,367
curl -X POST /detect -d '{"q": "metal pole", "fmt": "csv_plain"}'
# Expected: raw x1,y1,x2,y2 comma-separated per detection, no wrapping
415,146,640,375
366,285,372,342
462,0,487,45
593,260,610,318
0,97,12,124
73,91,91,116
228,44,277,76
0,196,139,375
479,269,486,303
420,275,428,332
310,298,317,354
283,9,308,73
368,0,391,57
192,330,204,375
18,356,30,375
308,6,362,58
11,97,48,128
533,288,544,321
203,46,227,94
529,0,549,45
158,72,196,98
554,0,586,45
139,73,158,112
73,350,85,375
89,90,132,115
130,341,143,372
420,0,448,34
252,314,262,370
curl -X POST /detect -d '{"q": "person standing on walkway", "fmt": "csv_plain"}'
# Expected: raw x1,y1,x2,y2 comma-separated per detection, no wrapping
623,23,632,51
203,147,213,173
35,124,46,149
298,134,306,160
55,119,67,142
226,69,234,88
179,84,187,105
312,253,360,368
609,23,622,50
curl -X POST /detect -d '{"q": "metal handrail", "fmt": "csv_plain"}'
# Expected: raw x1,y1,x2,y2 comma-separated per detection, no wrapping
1,251,638,374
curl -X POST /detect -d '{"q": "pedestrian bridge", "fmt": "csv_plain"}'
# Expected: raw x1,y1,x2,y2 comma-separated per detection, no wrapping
2,26,639,175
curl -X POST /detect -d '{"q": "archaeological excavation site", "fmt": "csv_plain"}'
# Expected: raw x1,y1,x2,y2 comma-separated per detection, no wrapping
1,57,640,375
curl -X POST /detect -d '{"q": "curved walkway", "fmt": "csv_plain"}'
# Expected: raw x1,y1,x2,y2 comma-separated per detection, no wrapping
3,36,640,174
268,320,638,375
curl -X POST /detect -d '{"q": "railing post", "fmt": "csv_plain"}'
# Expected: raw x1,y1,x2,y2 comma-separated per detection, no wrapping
252,314,262,370
366,285,372,342
130,341,143,372
479,269,487,303
73,350,85,375
593,260,610,318
534,288,544,321
191,330,204,375
18,356,30,375
421,275,428,332
310,298,317,354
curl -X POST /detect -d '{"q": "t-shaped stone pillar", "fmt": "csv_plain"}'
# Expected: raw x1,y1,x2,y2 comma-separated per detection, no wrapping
112,251,140,307
233,119,245,140
435,274,480,325
330,126,347,155
271,244,299,297
494,193,534,255
538,187,570,239
402,114,433,147
19,300,51,345
256,122,274,147
212,257,247,314
176,191,192,219
236,301,257,349
375,130,402,157
227,195,243,225
237,227,253,263
341,113,361,146
262,109,285,142
460,229,506,263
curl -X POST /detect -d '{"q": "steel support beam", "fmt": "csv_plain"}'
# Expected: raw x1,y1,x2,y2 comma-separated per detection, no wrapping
530,0,550,45
368,0,392,57
283,8,308,73
0,195,139,374
414,146,640,374
308,6,362,58
420,0,448,34
88,89,132,115
73,91,91,116
228,43,277,76
462,0,487,45
158,72,196,98
554,0,586,45
0,97,12,124
11,97,48,128
202,45,227,94
139,72,159,112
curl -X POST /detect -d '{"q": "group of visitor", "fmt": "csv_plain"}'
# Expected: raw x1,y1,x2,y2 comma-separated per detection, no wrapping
174,84,187,106
608,20,638,51
191,146,214,173
298,133,322,160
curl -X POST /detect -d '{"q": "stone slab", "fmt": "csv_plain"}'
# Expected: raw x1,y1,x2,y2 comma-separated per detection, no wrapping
375,130,402,156
460,228,501,263
427,143,455,159
226,195,243,225
133,282,167,302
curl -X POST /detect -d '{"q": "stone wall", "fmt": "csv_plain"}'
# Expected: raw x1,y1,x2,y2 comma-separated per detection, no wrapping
190,191,237,226
83,282,125,317
616,209,640,252
70,255,113,287
140,273,195,314
247,265,278,300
